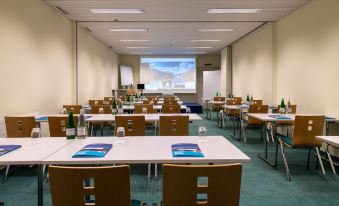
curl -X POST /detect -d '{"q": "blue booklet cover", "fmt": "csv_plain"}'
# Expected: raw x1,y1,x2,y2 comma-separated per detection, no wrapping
0,145,21,157
72,143,112,158
269,115,291,120
172,143,204,158
36,116,48,121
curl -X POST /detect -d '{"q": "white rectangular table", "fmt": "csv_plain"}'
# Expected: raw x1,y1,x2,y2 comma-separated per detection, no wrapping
247,113,337,169
85,113,202,122
0,138,74,206
122,104,187,111
0,136,250,206
315,136,339,181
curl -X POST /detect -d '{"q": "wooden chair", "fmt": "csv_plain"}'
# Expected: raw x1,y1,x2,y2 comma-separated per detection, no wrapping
91,105,112,114
4,116,36,137
104,97,115,102
115,116,145,136
49,165,144,206
234,97,242,101
163,100,178,105
223,99,242,131
277,115,327,181
142,100,152,104
159,116,189,136
63,105,82,114
162,105,181,113
275,105,298,129
164,96,176,101
4,116,36,182
134,104,156,114
162,164,242,206
48,116,79,137
89,100,104,106
213,96,225,102
251,100,263,105
241,105,269,145
147,96,158,101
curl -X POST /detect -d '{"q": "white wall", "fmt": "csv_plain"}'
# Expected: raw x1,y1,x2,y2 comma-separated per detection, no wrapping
77,27,119,105
232,25,274,104
0,0,74,117
276,0,339,116
203,70,221,100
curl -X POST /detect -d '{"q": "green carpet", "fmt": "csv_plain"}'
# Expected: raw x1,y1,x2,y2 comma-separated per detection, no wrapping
1,112,339,206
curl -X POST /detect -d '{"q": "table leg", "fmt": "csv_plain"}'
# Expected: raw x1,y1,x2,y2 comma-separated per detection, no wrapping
257,121,277,168
228,110,240,141
37,165,43,206
325,143,338,181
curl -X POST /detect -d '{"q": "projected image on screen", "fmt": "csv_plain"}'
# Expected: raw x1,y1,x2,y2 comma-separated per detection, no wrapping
140,58,196,93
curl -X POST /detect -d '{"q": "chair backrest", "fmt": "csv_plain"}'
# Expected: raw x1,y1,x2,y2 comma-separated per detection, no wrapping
292,115,325,147
89,100,104,106
104,97,115,102
226,100,242,105
142,100,152,104
163,164,242,206
147,96,158,101
213,96,225,101
247,105,269,125
278,105,297,114
91,105,112,114
48,116,79,137
162,105,181,113
233,97,242,101
164,100,178,105
134,104,156,114
159,116,189,136
63,105,82,114
5,116,36,137
252,100,263,105
164,96,176,101
49,165,130,206
115,116,145,136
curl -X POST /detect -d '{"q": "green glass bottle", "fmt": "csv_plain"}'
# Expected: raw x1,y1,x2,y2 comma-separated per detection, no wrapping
112,100,118,114
216,92,219,96
246,94,250,102
280,98,286,108
250,95,254,101
228,93,232,99
66,111,76,139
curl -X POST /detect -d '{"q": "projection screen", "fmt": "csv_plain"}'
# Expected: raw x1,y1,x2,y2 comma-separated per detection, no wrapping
140,57,196,93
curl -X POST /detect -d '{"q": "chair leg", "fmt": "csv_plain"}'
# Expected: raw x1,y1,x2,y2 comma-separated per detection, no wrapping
325,144,338,181
279,139,291,181
147,163,151,181
2,165,10,183
154,163,158,180
268,123,275,144
307,148,311,170
241,120,247,146
315,147,327,181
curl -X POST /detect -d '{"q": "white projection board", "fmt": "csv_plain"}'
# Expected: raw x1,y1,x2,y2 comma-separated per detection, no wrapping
140,57,196,93
120,65,134,86
203,70,221,100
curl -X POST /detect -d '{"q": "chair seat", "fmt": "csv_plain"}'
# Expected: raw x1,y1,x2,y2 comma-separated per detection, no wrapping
132,199,143,206
277,134,293,146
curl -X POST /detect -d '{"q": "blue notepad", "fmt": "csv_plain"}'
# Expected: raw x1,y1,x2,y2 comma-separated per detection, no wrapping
36,116,48,121
72,143,112,158
0,145,21,157
172,143,204,157
325,116,336,120
269,115,291,120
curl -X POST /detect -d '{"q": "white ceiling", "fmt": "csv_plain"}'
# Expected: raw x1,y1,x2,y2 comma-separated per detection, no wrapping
44,0,311,55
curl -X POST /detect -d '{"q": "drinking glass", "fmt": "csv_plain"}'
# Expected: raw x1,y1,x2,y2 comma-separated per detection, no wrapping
115,127,126,144
31,127,41,144
197,126,208,143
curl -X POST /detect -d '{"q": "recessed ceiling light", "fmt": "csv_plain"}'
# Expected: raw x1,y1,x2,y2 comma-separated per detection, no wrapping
126,47,151,49
207,9,263,14
186,47,213,49
90,9,144,14
120,40,150,42
190,40,221,42
185,52,207,54
110,28,149,32
197,28,234,32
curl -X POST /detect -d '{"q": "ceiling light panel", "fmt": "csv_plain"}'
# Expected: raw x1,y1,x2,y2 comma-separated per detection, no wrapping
197,28,234,32
90,9,144,14
120,40,150,42
190,40,222,42
110,28,149,32
207,9,263,14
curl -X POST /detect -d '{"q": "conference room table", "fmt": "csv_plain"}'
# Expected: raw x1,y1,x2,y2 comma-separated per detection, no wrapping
122,104,187,112
247,113,337,169
0,136,251,206
315,136,339,181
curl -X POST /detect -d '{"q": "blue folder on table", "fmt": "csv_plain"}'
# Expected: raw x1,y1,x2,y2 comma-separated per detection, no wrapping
172,143,204,157
0,145,21,157
72,143,112,158
325,116,336,120
269,115,291,120
36,116,48,121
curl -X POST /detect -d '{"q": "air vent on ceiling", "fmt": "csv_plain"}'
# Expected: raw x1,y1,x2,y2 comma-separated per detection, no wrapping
55,6,69,15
